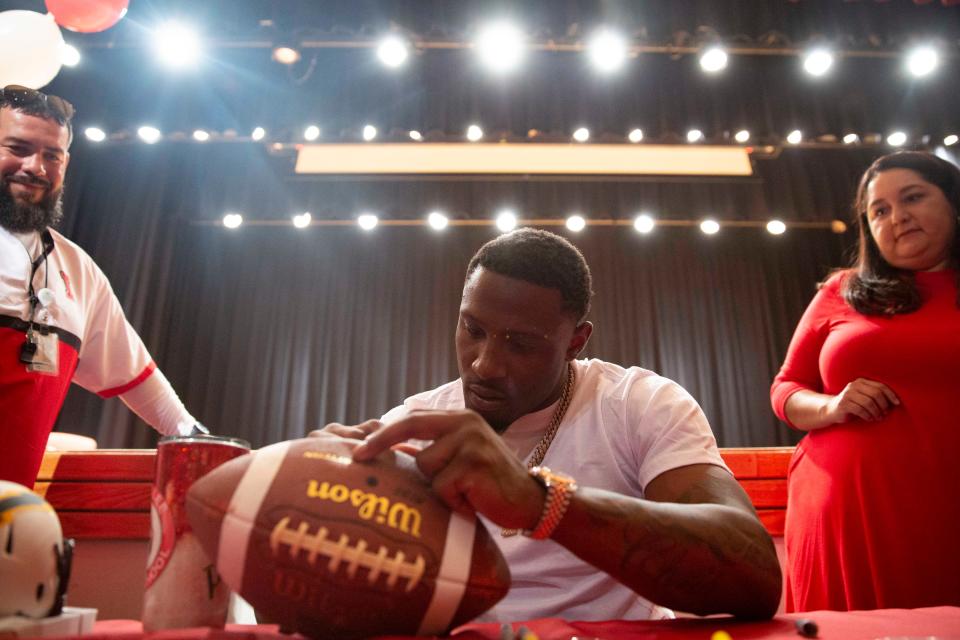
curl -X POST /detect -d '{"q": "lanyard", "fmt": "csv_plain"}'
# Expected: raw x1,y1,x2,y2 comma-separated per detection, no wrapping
25,229,55,326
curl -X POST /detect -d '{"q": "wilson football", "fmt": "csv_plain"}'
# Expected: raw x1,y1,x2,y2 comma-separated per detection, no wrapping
185,434,510,638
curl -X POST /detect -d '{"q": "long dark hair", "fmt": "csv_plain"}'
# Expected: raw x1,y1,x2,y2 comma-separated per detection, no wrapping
841,151,960,315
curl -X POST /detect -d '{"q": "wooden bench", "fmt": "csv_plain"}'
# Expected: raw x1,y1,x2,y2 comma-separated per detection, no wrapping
35,447,792,539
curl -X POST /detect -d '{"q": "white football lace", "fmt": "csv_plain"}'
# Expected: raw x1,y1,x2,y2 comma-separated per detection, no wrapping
270,516,426,592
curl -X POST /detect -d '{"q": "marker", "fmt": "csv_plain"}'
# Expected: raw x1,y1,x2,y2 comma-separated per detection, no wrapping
795,618,818,638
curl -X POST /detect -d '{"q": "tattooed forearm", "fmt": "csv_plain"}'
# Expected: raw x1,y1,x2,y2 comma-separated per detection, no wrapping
552,484,782,619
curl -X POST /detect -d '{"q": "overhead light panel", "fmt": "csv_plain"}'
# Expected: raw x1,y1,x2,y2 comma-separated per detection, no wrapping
222,213,243,229
628,128,643,143
192,129,210,142
362,125,378,141
734,130,750,143
687,129,704,143
572,127,590,142
251,127,266,141
304,125,321,141
786,130,803,145
466,124,484,142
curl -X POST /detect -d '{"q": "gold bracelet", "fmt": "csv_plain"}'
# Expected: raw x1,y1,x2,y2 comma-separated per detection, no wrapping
524,466,577,540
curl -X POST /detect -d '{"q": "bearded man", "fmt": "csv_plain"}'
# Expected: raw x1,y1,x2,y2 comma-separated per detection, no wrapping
0,85,203,487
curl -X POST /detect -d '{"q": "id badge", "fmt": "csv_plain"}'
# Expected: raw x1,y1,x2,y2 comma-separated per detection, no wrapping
24,329,59,376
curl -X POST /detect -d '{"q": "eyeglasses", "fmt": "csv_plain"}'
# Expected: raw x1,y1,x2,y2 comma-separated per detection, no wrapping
1,85,75,121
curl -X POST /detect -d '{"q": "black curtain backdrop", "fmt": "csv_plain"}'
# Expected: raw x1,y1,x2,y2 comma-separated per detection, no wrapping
53,143,874,449
30,0,959,448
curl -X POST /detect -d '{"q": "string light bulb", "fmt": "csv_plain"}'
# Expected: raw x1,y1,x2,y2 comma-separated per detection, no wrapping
634,214,655,234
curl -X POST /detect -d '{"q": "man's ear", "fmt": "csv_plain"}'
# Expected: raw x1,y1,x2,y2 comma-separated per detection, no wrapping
566,321,593,360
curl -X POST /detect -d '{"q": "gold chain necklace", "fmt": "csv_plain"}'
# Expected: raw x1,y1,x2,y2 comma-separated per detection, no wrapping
501,362,575,537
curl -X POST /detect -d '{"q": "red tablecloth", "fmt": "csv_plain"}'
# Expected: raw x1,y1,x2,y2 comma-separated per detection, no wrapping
70,607,960,640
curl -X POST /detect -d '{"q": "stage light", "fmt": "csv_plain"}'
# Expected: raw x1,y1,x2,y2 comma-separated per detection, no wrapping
304,125,321,141
831,220,848,234
887,131,907,147
251,127,266,141
62,44,80,67
222,213,243,229
153,22,202,68
84,127,106,142
588,29,628,73
272,46,300,65
633,214,655,234
573,127,590,142
377,35,409,68
700,219,720,235
427,211,449,230
409,130,422,141
734,130,750,143
363,125,378,141
628,128,643,143
496,210,518,232
843,133,859,144
786,130,803,145
687,129,704,143
906,46,938,77
476,21,525,73
292,212,311,229
699,46,728,73
466,124,484,142
137,126,161,144
357,214,379,231
192,129,210,142
944,134,959,146
566,215,586,232
803,49,834,77
767,220,787,235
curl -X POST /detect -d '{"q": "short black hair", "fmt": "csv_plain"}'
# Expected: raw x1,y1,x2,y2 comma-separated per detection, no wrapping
0,86,74,145
466,228,593,322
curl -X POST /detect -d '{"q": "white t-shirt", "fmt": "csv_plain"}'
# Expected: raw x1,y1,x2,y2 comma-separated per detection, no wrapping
381,358,728,622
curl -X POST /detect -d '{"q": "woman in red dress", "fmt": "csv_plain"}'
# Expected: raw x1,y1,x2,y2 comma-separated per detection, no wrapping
771,151,960,611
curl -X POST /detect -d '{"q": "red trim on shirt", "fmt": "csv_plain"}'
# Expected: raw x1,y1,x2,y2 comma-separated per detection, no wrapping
98,361,156,398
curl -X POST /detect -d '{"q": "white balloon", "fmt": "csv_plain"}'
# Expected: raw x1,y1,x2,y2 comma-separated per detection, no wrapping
0,11,65,89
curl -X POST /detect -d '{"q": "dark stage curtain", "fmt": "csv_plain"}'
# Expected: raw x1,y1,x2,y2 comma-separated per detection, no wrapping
53,143,875,448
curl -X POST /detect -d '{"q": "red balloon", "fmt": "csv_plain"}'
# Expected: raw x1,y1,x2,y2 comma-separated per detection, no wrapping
45,0,129,33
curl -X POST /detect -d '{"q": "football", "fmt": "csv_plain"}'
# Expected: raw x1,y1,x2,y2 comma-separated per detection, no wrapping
185,434,511,638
